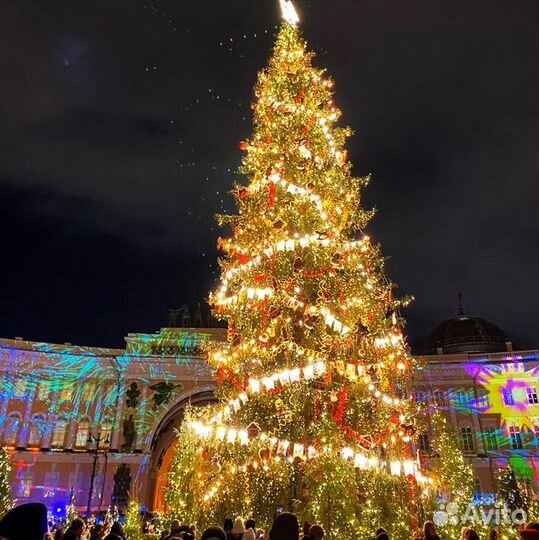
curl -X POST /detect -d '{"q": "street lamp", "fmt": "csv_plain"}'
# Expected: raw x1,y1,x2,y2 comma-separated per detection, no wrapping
85,430,110,520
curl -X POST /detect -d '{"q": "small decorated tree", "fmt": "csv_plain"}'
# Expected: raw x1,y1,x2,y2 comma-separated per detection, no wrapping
0,447,13,518
125,500,144,540
427,412,476,538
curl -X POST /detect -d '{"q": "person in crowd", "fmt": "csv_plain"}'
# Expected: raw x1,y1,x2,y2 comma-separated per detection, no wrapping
190,525,198,540
422,521,440,540
229,517,246,540
246,521,256,533
463,529,479,540
89,524,105,540
44,534,55,540
63,518,86,540
376,530,389,540
54,528,65,540
521,523,539,540
169,521,182,539
0,503,51,540
255,529,265,540
179,525,195,540
302,522,312,540
201,526,227,540
243,528,256,540
309,525,324,540
160,531,170,540
269,512,299,540
104,522,125,540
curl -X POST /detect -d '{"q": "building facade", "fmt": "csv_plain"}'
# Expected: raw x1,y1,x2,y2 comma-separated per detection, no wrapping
414,311,539,501
0,327,226,516
0,312,537,517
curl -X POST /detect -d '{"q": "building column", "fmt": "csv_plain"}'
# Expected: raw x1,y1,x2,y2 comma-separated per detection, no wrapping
110,377,126,452
135,384,149,451
65,398,82,450
0,375,7,440
17,385,36,448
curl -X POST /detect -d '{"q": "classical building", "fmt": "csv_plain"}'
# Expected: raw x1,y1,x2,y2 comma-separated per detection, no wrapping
414,310,539,501
0,309,537,517
0,325,226,517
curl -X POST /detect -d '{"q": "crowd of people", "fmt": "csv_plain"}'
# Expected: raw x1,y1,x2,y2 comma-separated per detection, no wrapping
1,502,539,540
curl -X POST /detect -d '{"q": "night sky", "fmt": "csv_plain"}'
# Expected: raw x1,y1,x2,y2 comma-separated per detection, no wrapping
0,0,537,350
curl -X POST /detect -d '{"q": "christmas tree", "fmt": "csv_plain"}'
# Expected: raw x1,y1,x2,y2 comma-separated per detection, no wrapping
427,412,477,538
0,447,14,518
125,500,144,540
167,2,428,537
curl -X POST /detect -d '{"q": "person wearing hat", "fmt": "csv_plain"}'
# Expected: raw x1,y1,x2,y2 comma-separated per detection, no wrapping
0,503,48,540
269,513,299,540
229,517,246,540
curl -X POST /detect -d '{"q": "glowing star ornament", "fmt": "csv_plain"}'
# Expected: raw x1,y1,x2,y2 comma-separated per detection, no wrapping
279,0,299,26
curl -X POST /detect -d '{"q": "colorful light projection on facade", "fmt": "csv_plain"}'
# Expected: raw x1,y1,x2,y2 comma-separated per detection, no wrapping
0,329,216,451
463,360,539,429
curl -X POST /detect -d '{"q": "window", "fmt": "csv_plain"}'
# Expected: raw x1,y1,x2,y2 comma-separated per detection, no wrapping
37,383,50,401
13,378,27,398
434,390,447,407
534,425,539,442
414,391,428,404
418,433,430,452
99,423,112,449
476,392,490,409
44,472,59,498
27,415,45,447
526,387,539,405
59,386,73,402
83,381,97,402
17,477,32,498
75,419,90,449
17,468,33,498
51,418,67,449
474,478,481,494
482,426,498,451
455,390,469,406
3,413,21,446
461,426,475,451
502,388,514,406
509,426,523,450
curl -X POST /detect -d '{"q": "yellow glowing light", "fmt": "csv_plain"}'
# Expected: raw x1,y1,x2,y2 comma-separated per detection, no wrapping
279,0,299,26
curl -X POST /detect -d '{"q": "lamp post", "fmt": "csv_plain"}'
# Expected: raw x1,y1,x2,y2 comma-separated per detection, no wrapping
86,430,110,520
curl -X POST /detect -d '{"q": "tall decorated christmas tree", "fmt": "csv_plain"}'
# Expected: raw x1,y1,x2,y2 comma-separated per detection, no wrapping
167,2,430,538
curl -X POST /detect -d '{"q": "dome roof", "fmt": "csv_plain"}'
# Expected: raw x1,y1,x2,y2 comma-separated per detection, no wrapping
424,314,508,355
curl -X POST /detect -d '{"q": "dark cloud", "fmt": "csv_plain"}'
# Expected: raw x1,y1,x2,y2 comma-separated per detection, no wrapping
0,0,537,348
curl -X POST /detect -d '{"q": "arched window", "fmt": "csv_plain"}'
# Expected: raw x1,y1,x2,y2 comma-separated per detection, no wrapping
51,417,67,449
99,422,112,449
75,419,90,449
27,414,45,447
3,413,21,446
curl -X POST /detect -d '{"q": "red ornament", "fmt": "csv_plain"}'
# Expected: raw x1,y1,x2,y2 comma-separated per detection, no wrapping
239,140,249,151
269,182,276,207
